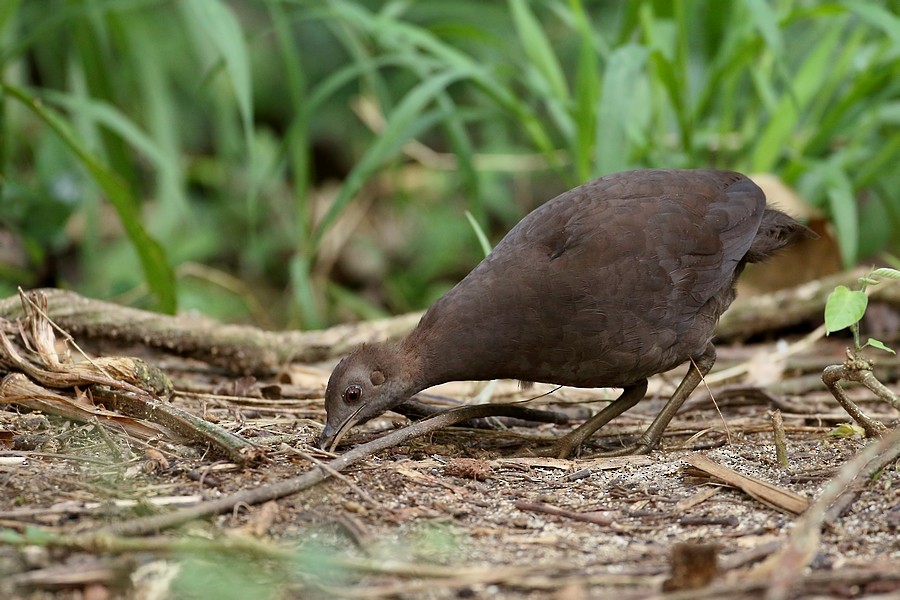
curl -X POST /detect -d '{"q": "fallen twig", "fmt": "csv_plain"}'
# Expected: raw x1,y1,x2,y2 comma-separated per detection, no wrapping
823,351,898,438
514,500,614,526
90,387,265,465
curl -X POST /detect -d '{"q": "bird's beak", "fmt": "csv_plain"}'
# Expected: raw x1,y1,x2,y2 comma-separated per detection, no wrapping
317,423,338,451
318,404,365,452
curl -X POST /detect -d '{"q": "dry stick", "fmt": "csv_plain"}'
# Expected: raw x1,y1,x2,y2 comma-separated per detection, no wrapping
684,454,808,515
858,368,900,410
282,445,380,509
771,410,788,467
822,364,888,438
514,500,613,526
764,425,900,600
89,387,264,465
95,402,541,536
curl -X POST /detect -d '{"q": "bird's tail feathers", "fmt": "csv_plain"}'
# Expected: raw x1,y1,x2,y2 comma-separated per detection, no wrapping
744,208,817,263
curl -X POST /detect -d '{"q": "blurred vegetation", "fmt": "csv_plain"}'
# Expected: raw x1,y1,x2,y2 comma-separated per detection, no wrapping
1,0,899,329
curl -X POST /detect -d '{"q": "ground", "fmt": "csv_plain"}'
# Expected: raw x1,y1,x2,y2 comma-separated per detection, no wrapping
0,327,898,599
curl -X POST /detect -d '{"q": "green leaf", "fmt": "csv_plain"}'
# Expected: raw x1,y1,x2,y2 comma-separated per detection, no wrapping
865,338,896,354
824,285,867,334
0,529,24,544
23,526,55,545
827,422,866,438
869,268,900,281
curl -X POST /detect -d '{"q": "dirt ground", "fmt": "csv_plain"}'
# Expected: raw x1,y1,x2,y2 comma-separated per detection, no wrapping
1,325,899,599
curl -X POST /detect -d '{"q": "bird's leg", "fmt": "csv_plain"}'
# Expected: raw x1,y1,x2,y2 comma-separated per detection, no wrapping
596,342,717,457
550,380,649,459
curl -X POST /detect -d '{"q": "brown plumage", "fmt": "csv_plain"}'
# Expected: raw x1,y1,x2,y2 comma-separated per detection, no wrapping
320,169,813,456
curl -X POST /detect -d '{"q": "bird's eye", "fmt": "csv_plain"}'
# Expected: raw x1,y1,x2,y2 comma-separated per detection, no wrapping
342,384,363,403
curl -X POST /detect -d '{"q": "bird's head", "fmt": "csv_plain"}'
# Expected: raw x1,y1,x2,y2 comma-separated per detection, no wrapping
319,342,417,451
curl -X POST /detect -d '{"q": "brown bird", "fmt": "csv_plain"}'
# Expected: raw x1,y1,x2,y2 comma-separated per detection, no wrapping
320,169,812,457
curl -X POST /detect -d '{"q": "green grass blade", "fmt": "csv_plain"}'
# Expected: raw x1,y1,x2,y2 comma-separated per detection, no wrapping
288,255,322,330
826,167,859,268
509,0,574,151
509,0,569,103
124,15,189,227
751,21,843,172
312,68,474,248
40,90,169,175
327,282,390,322
743,0,783,54
843,0,900,44
640,1,693,153
0,0,21,38
181,0,258,223
328,0,561,173
268,1,311,244
182,1,252,141
856,131,900,188
570,0,599,182
4,83,176,312
595,44,648,175
464,211,492,258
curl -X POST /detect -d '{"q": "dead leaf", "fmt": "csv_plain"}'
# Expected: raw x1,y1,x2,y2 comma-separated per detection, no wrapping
684,454,809,515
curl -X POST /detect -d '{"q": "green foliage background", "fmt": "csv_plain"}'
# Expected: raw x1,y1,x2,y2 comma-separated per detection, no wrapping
2,0,899,329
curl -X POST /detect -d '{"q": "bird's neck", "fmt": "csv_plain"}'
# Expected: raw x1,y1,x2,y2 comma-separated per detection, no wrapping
399,302,491,389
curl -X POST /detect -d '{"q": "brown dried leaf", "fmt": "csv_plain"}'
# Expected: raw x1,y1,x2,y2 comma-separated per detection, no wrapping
684,454,809,515
444,458,492,481
0,373,173,441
